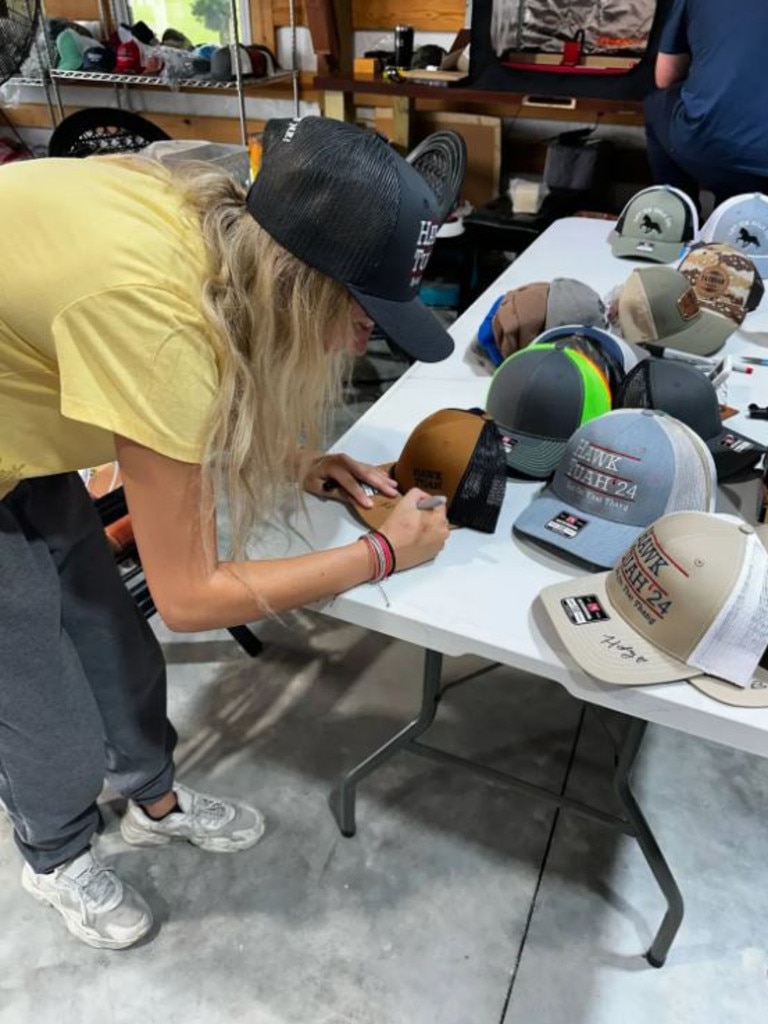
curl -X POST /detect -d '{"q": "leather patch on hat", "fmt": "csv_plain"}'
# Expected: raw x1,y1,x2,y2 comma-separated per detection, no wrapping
677,288,698,321
698,266,729,298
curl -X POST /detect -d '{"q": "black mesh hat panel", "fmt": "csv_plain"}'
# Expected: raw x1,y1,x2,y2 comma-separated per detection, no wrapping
449,417,508,533
249,117,401,286
617,359,766,479
245,117,453,363
617,360,722,440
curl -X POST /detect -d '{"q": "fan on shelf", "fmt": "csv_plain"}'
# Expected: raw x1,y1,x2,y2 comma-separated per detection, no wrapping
0,0,40,87
405,130,468,224
48,107,170,157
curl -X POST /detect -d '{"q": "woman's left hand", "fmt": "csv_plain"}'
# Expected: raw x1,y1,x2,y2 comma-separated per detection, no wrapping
303,453,399,509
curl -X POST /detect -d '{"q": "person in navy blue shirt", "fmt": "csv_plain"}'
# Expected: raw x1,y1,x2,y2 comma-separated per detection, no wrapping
644,0,768,206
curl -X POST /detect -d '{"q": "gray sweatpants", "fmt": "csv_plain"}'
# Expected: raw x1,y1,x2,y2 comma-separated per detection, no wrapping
0,473,176,873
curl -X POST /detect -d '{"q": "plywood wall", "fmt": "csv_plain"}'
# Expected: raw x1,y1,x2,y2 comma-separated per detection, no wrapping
269,0,464,27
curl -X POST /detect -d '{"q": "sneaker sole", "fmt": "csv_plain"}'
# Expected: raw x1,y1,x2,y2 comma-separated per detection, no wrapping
21,868,153,951
119,812,266,853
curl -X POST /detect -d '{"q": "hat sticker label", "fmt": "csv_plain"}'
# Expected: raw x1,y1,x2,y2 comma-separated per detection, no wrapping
615,529,682,626
719,435,753,451
677,288,699,321
499,432,518,453
560,595,610,625
546,511,589,539
410,220,439,288
635,241,657,253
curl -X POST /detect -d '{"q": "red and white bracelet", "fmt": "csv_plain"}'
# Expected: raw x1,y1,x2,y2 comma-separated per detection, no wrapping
359,530,397,582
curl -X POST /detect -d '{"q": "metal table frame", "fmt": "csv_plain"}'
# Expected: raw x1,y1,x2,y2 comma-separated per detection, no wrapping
329,648,684,969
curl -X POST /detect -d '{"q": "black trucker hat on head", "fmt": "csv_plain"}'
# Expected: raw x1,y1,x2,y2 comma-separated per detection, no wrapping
617,359,767,479
245,116,454,363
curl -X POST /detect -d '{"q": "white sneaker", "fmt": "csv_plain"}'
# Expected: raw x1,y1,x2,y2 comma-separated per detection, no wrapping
120,783,266,853
21,849,153,950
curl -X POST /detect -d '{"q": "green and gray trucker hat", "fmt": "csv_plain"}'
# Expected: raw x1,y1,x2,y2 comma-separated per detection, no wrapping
617,266,736,356
485,342,612,479
611,185,699,264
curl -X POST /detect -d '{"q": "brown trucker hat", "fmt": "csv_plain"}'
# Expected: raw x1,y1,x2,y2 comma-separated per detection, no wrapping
353,408,508,534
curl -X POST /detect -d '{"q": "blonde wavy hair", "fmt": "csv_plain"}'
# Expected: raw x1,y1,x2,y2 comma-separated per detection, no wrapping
113,154,356,558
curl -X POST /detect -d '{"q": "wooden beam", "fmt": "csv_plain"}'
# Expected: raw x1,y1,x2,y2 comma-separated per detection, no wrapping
389,93,411,151
4,103,269,143
45,0,102,21
272,0,308,26
351,0,465,30
251,0,278,48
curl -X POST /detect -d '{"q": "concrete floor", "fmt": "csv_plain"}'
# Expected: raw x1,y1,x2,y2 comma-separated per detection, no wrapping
3,337,768,1022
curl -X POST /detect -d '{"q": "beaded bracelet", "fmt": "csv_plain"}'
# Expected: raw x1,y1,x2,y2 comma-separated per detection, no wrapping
359,530,396,582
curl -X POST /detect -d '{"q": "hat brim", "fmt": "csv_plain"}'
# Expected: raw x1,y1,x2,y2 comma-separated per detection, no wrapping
349,286,454,363
349,463,460,533
352,462,401,532
514,492,645,570
650,308,735,357
495,429,567,479
538,575,705,686
706,427,766,480
611,234,685,264
688,666,768,707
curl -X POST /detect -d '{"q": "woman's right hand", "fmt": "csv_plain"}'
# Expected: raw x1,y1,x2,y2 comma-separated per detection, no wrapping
378,489,450,572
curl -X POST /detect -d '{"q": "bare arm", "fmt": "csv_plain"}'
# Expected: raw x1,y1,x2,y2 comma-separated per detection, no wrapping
655,52,690,89
115,435,448,632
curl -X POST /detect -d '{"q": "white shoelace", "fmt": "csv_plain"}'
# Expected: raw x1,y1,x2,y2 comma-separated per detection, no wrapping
187,793,233,830
66,862,121,913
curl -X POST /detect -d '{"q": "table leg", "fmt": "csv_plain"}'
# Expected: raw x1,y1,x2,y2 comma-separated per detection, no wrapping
613,718,685,967
329,649,443,837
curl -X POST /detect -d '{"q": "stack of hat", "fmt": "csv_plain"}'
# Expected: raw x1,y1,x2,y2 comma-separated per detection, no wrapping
612,241,764,357
615,265,736,356
538,510,768,707
474,277,607,367
210,44,277,81
485,341,613,479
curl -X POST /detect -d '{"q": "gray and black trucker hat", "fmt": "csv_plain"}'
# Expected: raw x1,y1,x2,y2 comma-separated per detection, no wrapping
513,409,717,569
617,359,767,480
246,116,454,363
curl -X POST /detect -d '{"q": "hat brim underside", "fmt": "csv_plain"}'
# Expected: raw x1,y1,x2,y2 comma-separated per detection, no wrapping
538,575,702,686
514,492,646,570
350,463,460,534
611,234,686,264
350,287,454,364
688,666,768,707
648,309,735,357
707,428,766,480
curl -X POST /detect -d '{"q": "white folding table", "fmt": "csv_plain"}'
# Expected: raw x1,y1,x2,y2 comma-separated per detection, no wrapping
284,218,768,968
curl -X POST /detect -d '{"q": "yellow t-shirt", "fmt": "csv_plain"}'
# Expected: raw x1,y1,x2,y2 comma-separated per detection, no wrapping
0,157,219,498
